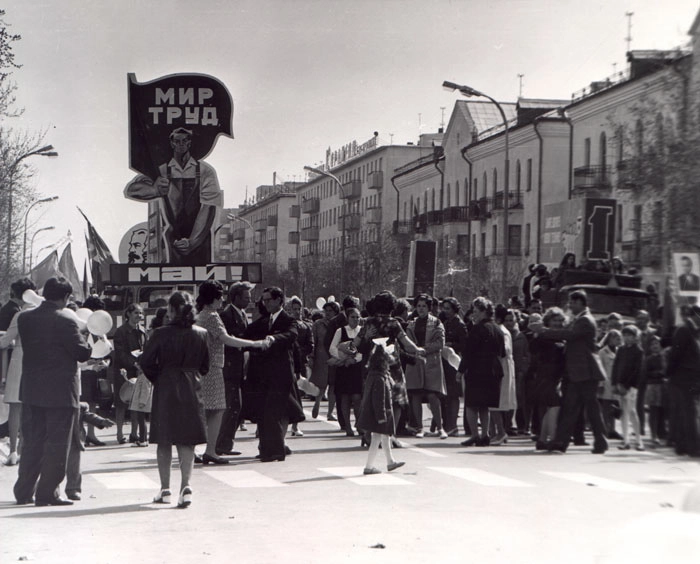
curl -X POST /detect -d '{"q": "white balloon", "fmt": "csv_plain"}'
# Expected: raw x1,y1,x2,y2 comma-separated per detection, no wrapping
90,335,114,359
22,289,44,306
76,308,92,321
62,308,87,331
327,295,336,303
87,310,113,336
315,297,326,310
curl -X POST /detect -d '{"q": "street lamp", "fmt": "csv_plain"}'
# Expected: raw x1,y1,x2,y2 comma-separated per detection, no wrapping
28,225,55,271
443,81,511,301
303,165,347,293
4,144,58,279
22,195,59,272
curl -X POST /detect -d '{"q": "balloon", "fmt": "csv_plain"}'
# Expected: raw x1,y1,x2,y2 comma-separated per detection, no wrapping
90,335,114,359
327,295,336,303
62,308,88,331
315,297,326,310
76,308,92,321
87,310,113,336
22,289,44,306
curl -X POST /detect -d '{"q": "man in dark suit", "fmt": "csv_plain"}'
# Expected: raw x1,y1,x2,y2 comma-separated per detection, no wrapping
14,277,92,506
678,255,700,292
531,289,609,454
0,278,35,331
216,281,252,456
249,286,300,462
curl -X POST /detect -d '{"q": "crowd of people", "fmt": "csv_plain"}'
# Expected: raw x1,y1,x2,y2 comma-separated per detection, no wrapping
1,267,700,508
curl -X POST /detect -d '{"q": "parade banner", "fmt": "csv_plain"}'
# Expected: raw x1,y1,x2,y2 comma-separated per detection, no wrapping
109,263,263,285
672,252,700,308
127,73,233,180
124,73,233,266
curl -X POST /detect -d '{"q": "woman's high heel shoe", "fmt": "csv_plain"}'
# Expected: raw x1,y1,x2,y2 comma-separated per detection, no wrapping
202,453,229,465
85,436,105,447
177,487,192,508
153,489,172,504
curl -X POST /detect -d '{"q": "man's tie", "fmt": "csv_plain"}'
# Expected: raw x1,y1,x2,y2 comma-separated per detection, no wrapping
268,316,273,331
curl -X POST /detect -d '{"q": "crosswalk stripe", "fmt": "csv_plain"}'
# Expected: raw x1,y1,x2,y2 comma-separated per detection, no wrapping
319,466,413,486
204,470,287,488
428,467,534,487
541,471,654,493
403,445,447,458
89,471,160,489
121,452,157,461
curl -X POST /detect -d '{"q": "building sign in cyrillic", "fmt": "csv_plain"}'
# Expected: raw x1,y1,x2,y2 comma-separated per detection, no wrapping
109,263,263,285
324,132,379,169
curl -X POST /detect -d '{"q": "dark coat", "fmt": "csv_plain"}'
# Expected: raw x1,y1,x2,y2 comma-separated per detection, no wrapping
18,301,92,408
611,344,644,389
112,322,146,379
219,304,248,386
539,308,606,383
0,299,20,331
140,324,209,445
667,320,700,392
357,369,395,435
459,318,504,408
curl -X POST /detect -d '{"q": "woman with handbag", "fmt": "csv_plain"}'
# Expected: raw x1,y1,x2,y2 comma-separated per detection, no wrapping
329,307,363,436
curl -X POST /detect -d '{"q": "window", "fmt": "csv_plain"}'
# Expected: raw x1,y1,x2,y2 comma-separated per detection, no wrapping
457,234,469,255
636,119,644,155
616,204,622,242
584,137,591,167
492,225,498,255
455,180,460,207
600,132,607,169
526,159,533,192
473,178,478,202
516,160,522,195
617,126,625,166
480,232,486,257
508,225,521,256
493,168,498,198
446,183,451,208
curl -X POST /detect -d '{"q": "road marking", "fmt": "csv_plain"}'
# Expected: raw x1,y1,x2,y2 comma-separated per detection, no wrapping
319,466,413,486
646,475,699,485
403,445,447,458
122,452,157,461
89,471,160,489
541,471,654,493
303,409,341,429
428,467,534,487
204,470,287,488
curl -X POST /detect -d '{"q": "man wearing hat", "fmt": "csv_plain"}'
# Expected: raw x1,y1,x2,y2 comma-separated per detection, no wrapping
124,127,223,265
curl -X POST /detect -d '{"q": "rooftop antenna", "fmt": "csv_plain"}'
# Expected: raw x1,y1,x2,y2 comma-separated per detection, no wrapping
389,133,394,144
440,106,446,129
517,73,524,97
612,62,618,76
625,11,634,54
418,113,422,133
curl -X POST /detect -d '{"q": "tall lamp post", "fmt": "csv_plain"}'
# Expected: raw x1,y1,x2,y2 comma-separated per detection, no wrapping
4,145,59,279
304,165,347,293
28,225,55,271
443,81,510,300
22,195,59,272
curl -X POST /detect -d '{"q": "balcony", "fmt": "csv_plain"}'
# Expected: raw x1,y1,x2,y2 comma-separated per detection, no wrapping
232,227,246,240
266,215,278,227
366,207,382,224
288,231,300,245
254,242,266,254
492,191,524,211
339,213,361,231
288,258,299,271
392,220,413,235
471,197,491,220
616,159,641,190
414,213,428,234
289,205,300,218
443,206,470,223
426,210,443,225
266,239,277,251
573,165,612,192
301,225,320,241
340,179,362,199
301,197,320,214
254,217,267,231
368,171,383,190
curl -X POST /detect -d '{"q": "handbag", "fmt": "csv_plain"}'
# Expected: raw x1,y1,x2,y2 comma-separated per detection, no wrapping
298,376,320,397
97,377,113,405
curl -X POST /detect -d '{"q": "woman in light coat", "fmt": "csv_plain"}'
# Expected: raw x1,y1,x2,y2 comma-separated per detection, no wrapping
404,294,446,439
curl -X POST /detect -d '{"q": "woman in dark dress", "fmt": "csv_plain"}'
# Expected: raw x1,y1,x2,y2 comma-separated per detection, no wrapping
140,291,208,508
330,307,364,436
459,297,505,447
530,307,566,449
440,298,468,436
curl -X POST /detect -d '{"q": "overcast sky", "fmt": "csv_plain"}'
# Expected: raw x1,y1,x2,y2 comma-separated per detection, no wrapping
4,0,698,269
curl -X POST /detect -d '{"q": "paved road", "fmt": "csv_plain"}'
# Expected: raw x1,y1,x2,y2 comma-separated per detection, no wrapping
3,402,700,564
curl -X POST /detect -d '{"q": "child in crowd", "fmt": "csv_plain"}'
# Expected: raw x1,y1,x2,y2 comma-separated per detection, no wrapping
612,325,645,451
644,335,667,446
357,339,404,475
598,329,623,440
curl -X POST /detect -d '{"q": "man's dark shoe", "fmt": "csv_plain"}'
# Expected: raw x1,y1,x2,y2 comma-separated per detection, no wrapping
216,450,242,456
16,497,34,505
592,442,609,454
260,456,285,462
573,439,589,446
35,497,73,507
547,441,567,453
66,491,81,501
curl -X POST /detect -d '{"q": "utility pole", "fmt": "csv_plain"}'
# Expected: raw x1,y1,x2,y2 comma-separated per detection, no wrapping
517,74,524,98
440,107,446,130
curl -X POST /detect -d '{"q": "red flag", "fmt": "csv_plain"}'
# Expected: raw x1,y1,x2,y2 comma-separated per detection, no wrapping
29,250,61,290
58,243,85,303
77,207,115,292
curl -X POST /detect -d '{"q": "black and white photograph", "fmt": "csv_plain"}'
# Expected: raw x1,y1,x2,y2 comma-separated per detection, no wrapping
2,1,700,563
